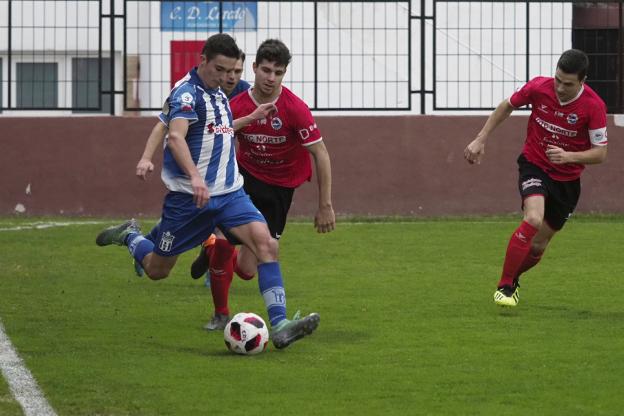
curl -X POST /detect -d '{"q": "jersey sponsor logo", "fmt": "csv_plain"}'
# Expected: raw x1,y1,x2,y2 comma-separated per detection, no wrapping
567,113,578,124
535,117,577,137
205,124,234,135
298,123,317,141
271,117,283,130
590,128,607,144
178,92,194,111
243,133,287,144
159,231,175,252
521,178,543,191
538,104,548,114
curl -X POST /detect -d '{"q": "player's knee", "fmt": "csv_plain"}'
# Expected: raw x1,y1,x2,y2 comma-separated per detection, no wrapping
255,236,278,261
145,268,170,280
523,213,543,229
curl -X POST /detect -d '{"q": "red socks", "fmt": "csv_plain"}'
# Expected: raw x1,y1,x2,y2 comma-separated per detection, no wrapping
209,239,235,316
498,221,538,288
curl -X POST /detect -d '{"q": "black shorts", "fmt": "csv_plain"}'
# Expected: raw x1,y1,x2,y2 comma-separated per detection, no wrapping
240,167,295,240
517,154,580,231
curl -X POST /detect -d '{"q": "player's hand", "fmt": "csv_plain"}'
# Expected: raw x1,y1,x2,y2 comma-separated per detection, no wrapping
190,174,210,208
250,103,277,121
545,145,570,164
464,138,486,165
136,158,155,181
314,205,336,233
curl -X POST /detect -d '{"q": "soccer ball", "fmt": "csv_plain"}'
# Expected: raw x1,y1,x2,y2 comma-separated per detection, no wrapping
224,312,270,355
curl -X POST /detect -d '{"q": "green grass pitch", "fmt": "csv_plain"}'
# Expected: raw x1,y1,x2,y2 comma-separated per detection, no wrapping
1,217,623,415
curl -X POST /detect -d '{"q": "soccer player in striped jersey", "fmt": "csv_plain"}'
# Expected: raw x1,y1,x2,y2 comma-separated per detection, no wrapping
136,51,250,183
464,49,608,307
96,34,320,349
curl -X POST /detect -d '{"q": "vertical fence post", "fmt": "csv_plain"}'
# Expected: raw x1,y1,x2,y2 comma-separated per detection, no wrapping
219,0,223,33
8,0,12,109
619,2,623,113
314,1,318,109
525,0,530,83
109,0,115,115
419,0,425,114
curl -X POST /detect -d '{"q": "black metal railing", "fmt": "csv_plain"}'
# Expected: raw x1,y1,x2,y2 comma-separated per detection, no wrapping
0,1,621,114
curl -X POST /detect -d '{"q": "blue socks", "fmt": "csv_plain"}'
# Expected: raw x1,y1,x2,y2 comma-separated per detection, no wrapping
258,262,287,326
126,233,154,265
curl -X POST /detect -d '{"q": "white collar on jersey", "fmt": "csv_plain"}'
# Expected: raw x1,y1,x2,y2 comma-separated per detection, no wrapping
557,85,584,106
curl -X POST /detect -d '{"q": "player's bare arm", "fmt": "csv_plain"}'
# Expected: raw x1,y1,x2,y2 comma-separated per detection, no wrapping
232,102,277,131
167,118,210,208
136,121,167,180
546,144,607,165
307,141,335,233
464,99,515,165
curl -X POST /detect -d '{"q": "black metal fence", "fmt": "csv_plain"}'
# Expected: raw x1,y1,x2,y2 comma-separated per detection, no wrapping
0,1,622,114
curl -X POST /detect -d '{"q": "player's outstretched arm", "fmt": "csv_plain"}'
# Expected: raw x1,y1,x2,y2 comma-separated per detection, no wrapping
307,141,335,233
464,99,515,165
136,122,167,180
233,103,277,131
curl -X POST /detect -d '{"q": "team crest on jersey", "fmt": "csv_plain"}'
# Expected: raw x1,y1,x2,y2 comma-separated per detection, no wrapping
567,113,578,124
159,231,175,252
271,117,283,130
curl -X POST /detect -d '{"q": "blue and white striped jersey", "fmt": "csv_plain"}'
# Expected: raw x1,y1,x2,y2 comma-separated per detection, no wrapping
158,68,244,196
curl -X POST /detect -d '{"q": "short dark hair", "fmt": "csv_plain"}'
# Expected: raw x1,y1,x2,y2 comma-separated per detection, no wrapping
240,51,246,63
255,39,292,67
557,49,589,81
201,33,240,62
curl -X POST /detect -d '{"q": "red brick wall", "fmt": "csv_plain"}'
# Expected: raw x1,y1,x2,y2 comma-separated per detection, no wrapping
1,115,621,217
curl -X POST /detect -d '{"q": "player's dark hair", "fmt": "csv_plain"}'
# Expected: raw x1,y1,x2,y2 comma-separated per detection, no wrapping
557,49,589,81
201,33,240,62
240,51,246,63
255,39,292,67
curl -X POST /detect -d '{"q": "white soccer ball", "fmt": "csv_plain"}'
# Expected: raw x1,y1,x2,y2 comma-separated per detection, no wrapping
224,312,270,355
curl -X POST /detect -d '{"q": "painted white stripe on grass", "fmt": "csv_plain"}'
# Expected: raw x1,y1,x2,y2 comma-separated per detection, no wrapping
0,220,105,232
0,320,57,416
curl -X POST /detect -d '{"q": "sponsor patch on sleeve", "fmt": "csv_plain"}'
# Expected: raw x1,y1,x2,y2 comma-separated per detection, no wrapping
589,127,608,146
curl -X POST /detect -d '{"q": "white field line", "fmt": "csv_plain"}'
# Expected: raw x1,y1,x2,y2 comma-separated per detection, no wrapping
0,220,107,232
0,319,57,416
